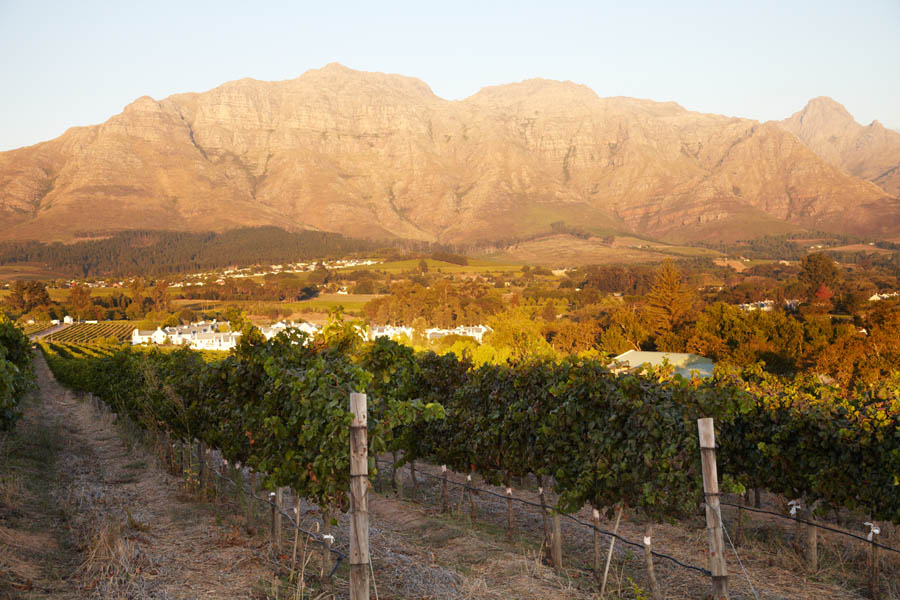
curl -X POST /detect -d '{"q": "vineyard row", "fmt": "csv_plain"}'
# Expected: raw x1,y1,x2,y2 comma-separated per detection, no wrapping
37,322,900,530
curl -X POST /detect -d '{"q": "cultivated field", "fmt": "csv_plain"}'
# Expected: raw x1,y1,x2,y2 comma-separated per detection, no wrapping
45,321,135,343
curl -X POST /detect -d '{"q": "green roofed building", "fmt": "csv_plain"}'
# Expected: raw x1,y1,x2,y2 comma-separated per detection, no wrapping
612,350,714,379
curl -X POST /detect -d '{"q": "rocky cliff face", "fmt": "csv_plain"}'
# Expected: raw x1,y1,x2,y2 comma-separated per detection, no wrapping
780,97,900,196
1,64,897,244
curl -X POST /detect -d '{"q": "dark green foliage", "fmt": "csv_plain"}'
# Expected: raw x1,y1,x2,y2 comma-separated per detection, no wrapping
0,227,386,277
0,319,37,431
38,327,900,524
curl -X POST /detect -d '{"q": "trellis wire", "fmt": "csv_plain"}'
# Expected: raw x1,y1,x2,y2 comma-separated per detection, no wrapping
720,501,900,554
376,458,711,576
204,453,348,578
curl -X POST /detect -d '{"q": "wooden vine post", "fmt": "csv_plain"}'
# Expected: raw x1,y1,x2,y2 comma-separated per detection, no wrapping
349,392,370,600
642,524,661,600
867,521,881,600
197,441,207,495
805,506,817,572
551,505,563,571
505,475,514,542
440,465,449,512
537,479,552,563
698,418,728,600
270,488,284,556
591,508,602,575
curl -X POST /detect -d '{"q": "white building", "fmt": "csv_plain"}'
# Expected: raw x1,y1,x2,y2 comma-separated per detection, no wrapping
131,320,240,351
423,324,493,343
367,325,413,341
869,291,900,302
259,321,320,340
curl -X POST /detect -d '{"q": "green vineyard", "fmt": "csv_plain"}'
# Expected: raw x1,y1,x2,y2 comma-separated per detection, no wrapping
38,321,900,526
46,321,135,344
18,321,52,336
1,319,36,431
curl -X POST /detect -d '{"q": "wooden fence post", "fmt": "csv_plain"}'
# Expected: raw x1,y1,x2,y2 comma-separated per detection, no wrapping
537,479,552,563
805,506,818,572
349,392,370,600
270,488,283,556
505,475,514,542
698,417,728,600
642,523,661,600
197,441,206,495
867,521,881,600
391,451,401,496
469,467,477,522
551,505,563,572
440,465,448,513
592,508,602,575
269,492,277,554
289,493,303,583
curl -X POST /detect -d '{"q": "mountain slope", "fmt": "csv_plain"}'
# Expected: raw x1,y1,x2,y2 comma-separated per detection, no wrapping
780,96,900,196
1,64,897,244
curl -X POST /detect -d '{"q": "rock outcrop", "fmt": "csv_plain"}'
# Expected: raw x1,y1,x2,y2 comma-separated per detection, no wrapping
780,96,900,196
1,64,897,243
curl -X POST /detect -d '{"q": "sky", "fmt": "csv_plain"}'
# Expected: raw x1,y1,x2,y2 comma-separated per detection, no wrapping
1,0,898,151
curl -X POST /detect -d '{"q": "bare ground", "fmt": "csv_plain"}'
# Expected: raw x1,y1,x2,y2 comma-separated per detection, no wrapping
0,353,271,599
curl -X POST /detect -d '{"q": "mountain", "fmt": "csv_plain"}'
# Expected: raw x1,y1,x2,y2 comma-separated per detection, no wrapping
780,97,900,196
1,64,898,245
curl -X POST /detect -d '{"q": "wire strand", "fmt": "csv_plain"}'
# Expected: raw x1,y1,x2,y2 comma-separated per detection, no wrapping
720,501,900,554
718,507,759,600
376,458,711,576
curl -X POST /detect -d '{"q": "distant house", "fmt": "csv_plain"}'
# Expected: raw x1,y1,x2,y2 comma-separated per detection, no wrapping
131,328,155,345
423,324,493,343
63,316,74,324
259,321,320,340
612,350,715,379
193,331,241,351
368,325,414,341
131,320,234,349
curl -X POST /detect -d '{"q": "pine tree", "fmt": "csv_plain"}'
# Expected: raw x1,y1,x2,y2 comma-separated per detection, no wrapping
645,261,694,334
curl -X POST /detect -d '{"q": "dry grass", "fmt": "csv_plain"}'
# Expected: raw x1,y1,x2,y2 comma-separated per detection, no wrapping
77,519,153,596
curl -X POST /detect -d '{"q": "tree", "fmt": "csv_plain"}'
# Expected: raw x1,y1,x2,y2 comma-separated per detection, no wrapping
799,253,841,299
485,306,556,361
645,261,694,334
541,301,557,321
4,281,26,312
151,280,171,312
67,284,93,320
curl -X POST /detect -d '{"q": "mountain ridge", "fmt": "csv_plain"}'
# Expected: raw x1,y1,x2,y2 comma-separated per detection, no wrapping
1,64,898,245
779,96,900,196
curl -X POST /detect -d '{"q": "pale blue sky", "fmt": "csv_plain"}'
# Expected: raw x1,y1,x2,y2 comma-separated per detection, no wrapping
1,0,898,151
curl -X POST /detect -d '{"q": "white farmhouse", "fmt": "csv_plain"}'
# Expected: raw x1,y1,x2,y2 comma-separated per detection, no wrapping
368,325,414,341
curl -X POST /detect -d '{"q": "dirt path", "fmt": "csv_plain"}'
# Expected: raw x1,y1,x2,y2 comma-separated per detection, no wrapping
1,353,270,599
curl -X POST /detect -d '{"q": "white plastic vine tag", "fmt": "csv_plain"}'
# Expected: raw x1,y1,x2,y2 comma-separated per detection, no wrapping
593,508,600,520
538,487,543,495
643,536,651,546
323,534,335,544
506,487,512,496
441,465,447,473
788,499,801,516
865,522,880,541
466,474,472,482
